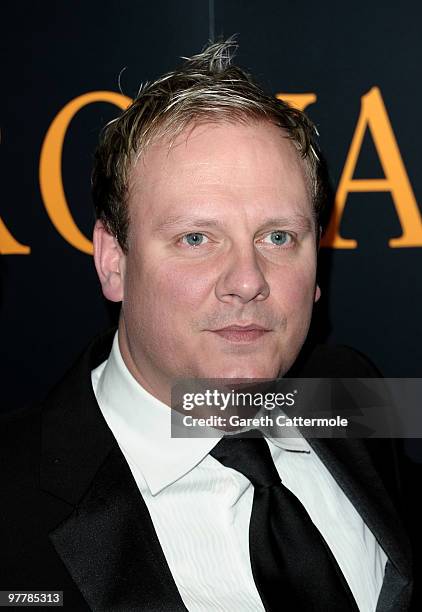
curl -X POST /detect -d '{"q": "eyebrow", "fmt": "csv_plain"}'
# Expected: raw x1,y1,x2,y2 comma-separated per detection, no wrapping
256,215,315,233
154,214,315,233
154,216,225,233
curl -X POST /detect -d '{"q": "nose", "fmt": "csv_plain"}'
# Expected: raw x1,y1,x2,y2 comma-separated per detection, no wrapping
215,244,270,304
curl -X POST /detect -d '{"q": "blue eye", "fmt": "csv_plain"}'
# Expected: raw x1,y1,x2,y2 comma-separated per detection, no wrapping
265,231,291,246
182,233,207,246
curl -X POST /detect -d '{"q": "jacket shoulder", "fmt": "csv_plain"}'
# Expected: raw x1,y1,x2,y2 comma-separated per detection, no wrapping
288,343,381,377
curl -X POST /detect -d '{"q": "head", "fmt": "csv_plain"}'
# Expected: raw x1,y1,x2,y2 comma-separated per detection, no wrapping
93,39,325,405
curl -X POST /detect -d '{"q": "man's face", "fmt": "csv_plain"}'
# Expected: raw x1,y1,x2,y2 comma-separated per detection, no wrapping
102,121,320,403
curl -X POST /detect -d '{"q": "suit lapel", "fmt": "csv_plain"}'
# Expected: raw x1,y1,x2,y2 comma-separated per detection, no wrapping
308,437,412,611
49,446,186,612
40,330,187,611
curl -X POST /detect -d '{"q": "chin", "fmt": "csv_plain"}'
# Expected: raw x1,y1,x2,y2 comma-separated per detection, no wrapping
204,362,281,381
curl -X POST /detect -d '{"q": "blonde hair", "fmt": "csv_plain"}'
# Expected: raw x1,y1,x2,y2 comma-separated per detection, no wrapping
92,38,325,252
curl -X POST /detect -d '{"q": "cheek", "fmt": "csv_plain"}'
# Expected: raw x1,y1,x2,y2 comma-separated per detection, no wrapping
125,254,212,323
159,266,211,306
271,263,317,310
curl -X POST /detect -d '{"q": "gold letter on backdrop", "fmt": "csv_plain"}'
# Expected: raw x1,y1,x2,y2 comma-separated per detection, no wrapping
0,128,30,254
322,87,422,248
39,91,132,254
276,93,317,112
0,218,30,254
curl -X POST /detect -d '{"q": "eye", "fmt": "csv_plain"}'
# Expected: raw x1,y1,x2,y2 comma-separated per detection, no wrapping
181,232,208,247
262,231,293,246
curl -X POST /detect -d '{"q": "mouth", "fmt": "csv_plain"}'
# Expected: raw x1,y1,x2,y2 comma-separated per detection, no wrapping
208,324,271,343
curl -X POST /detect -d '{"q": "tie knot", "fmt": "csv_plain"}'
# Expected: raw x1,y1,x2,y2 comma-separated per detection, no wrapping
210,430,281,488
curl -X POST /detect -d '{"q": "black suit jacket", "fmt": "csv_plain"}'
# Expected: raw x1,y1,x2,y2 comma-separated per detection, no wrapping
0,330,414,611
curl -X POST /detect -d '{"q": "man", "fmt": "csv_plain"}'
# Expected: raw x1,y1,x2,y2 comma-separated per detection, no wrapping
0,40,413,610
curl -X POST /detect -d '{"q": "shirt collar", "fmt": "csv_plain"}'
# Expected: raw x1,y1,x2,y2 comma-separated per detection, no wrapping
94,332,220,495
268,432,310,453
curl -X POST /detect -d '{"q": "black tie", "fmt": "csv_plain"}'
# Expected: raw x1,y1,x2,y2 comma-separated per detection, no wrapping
210,431,359,612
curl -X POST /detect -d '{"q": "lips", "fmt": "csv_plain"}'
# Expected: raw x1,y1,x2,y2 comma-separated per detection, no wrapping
210,324,270,342
217,324,268,331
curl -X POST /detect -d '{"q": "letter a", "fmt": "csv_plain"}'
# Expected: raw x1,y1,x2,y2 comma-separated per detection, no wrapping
322,87,422,248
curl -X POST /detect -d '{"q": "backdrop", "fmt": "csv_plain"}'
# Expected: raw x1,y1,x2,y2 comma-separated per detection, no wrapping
1,1,421,426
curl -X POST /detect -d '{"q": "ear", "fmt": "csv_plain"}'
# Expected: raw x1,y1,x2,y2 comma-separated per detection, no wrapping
314,284,321,303
314,225,322,303
93,220,125,302
316,224,322,252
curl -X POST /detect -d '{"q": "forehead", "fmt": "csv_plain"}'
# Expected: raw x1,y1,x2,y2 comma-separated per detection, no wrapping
127,120,313,226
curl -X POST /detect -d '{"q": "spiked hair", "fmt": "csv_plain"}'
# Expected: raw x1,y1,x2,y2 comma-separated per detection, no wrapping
92,38,325,252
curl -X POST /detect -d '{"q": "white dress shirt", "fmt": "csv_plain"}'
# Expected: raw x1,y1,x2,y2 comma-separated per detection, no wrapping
91,332,388,612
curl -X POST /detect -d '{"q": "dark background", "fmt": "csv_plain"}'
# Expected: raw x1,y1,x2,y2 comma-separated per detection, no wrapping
1,4,421,420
